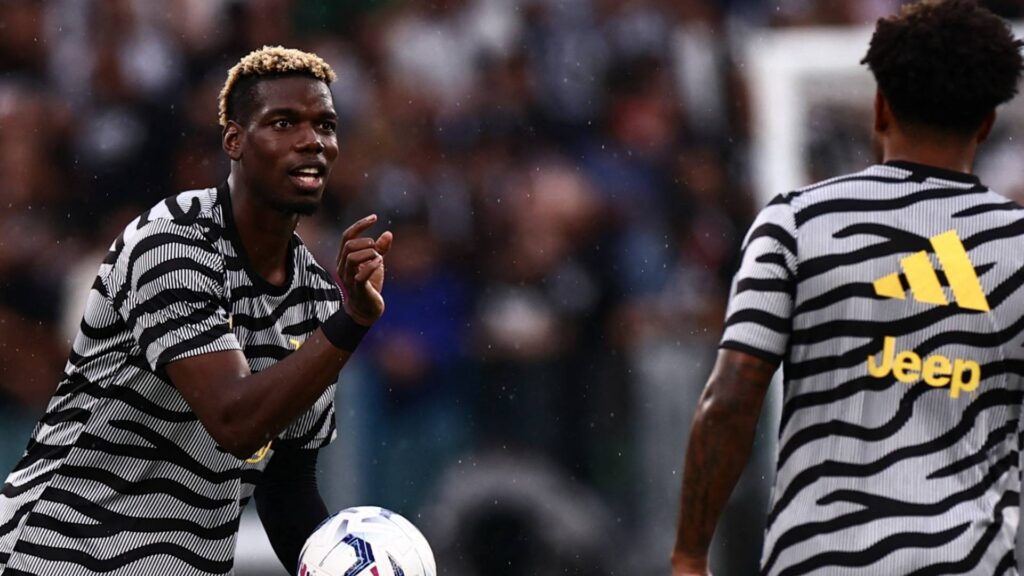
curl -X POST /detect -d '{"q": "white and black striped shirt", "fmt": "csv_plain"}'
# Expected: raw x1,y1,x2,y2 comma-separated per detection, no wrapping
724,161,1024,575
0,183,340,576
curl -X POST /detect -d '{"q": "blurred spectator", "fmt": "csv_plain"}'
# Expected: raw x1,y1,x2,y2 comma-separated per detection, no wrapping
578,54,682,298
358,208,475,513
766,0,903,26
0,83,77,428
473,157,609,474
0,0,48,81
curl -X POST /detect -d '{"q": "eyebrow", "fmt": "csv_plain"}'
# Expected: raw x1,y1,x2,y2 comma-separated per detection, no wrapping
261,107,338,119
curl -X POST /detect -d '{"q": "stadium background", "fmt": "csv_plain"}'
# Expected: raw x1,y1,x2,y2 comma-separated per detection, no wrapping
4,1,1024,574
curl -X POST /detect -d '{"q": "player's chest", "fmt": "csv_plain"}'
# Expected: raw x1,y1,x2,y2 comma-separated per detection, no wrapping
222,270,320,372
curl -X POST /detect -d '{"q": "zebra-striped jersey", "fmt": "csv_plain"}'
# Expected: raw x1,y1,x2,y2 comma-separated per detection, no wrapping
0,183,340,576
722,161,1024,575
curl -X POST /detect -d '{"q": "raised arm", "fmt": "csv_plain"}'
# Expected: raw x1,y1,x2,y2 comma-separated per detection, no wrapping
164,215,392,459
672,349,776,575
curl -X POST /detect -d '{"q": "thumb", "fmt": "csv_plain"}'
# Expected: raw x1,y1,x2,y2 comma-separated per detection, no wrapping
375,230,394,256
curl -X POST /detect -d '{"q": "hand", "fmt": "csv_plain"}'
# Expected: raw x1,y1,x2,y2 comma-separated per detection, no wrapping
336,214,393,326
671,552,709,576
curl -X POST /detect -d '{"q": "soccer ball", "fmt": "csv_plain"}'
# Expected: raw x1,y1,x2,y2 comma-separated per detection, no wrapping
298,506,436,576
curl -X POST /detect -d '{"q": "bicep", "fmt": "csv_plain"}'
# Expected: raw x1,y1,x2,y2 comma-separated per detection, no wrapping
702,349,778,412
164,350,251,426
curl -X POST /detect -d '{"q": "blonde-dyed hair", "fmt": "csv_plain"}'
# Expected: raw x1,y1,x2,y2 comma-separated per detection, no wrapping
218,46,336,127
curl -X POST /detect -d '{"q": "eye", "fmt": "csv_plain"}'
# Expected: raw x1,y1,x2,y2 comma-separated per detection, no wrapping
272,119,292,129
319,121,337,133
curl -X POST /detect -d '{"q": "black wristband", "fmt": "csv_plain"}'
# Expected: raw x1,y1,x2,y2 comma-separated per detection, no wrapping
322,311,370,352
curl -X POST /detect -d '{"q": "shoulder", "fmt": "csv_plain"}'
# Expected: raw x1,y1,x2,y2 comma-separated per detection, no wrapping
757,165,933,232
751,192,798,230
785,165,903,205
956,189,1024,216
102,188,227,286
952,189,1024,240
98,189,229,308
111,188,223,258
746,171,891,252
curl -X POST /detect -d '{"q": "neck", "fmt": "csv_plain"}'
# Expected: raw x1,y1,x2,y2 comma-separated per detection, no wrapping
881,127,978,175
227,172,298,287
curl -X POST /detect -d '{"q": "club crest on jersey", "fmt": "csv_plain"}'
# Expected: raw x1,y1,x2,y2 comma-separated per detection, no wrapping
872,229,990,311
245,440,273,464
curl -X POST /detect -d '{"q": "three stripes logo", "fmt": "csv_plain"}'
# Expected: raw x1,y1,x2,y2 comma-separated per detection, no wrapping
872,229,989,311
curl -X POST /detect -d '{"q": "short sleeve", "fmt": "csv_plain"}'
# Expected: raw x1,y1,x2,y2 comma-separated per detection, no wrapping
104,218,242,370
277,383,337,450
719,195,798,365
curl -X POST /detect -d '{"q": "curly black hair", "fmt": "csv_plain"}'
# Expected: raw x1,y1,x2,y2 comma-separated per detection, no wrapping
862,0,1024,133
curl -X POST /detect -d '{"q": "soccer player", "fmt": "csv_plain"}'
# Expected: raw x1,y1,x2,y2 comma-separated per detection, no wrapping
672,1,1024,574
0,46,391,576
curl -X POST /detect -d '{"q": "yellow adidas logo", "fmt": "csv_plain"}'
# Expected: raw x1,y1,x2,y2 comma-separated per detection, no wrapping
872,230,989,311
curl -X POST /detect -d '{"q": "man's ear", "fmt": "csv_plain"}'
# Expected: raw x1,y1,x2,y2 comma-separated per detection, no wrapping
223,120,243,161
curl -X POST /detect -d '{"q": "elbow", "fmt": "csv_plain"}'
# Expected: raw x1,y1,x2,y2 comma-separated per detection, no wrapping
219,431,273,461
168,363,271,460
694,382,742,425
692,379,761,435
202,410,272,460
695,388,722,420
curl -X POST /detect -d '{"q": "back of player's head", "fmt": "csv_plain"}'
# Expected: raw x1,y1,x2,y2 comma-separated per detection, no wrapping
218,46,336,128
862,0,1024,134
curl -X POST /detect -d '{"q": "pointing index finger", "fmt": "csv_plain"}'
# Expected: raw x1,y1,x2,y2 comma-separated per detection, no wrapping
342,214,378,244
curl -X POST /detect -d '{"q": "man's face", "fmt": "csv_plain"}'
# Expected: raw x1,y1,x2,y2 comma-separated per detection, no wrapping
237,76,339,215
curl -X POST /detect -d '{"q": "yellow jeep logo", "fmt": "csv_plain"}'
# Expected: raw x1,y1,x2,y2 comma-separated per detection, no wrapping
867,336,980,398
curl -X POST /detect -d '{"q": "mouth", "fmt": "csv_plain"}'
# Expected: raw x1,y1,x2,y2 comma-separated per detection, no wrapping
288,163,327,193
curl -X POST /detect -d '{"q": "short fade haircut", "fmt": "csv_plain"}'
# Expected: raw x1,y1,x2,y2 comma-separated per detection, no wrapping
218,45,336,127
862,0,1024,134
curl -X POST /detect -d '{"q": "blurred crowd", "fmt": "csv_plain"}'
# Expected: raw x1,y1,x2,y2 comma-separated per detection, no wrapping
5,0,1024,573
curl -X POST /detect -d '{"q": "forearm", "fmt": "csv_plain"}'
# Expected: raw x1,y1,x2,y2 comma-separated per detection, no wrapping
673,350,774,572
673,392,761,568
220,328,350,456
168,313,367,459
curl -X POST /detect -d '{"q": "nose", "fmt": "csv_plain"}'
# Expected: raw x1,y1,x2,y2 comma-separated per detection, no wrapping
296,124,325,153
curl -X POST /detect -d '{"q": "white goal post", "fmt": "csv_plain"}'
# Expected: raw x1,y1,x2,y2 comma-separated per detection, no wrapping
745,24,1024,205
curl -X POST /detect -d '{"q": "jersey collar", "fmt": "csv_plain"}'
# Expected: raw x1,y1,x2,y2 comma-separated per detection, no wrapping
217,180,297,297
883,160,981,185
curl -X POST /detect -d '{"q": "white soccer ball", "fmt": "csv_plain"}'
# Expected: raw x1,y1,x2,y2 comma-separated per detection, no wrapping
298,506,436,576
